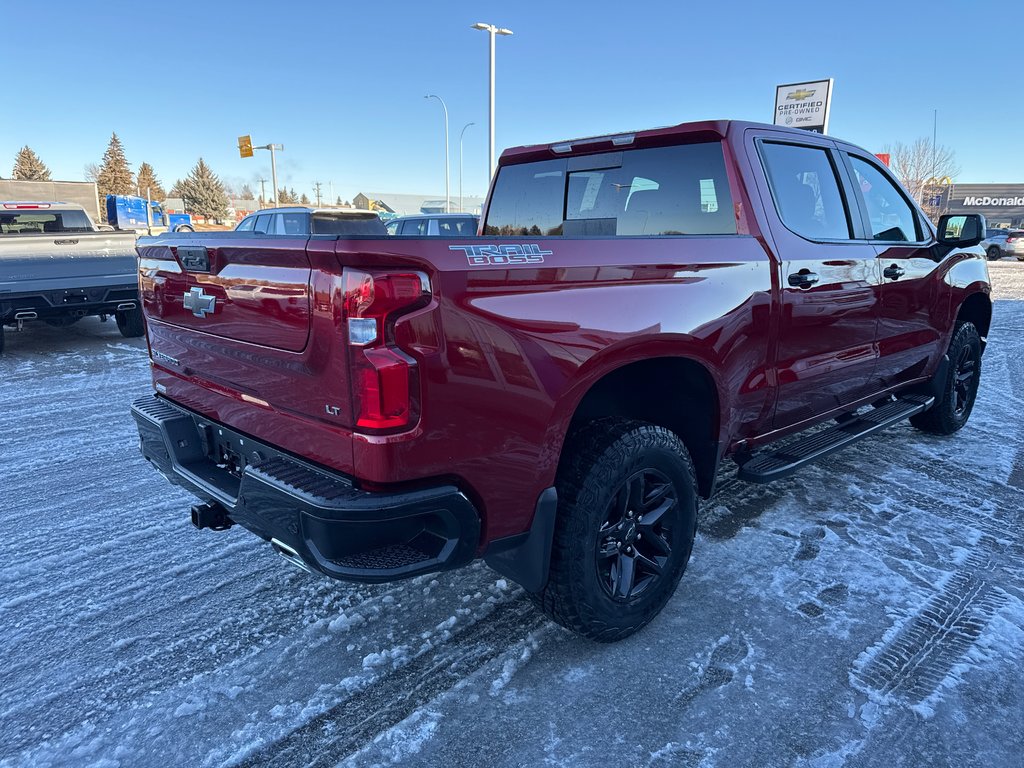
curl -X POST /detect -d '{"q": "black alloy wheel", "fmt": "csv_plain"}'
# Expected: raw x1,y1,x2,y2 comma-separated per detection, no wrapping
532,418,698,641
596,468,678,601
910,321,982,434
952,342,979,418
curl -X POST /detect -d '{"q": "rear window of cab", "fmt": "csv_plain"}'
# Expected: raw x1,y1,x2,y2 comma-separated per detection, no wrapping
483,142,735,237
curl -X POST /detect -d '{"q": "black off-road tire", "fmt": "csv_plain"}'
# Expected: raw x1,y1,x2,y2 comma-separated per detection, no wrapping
116,307,146,338
532,418,698,642
910,321,982,435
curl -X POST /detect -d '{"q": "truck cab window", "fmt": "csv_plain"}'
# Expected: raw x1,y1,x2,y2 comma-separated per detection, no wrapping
760,142,851,240
253,214,272,234
848,156,920,242
484,143,735,237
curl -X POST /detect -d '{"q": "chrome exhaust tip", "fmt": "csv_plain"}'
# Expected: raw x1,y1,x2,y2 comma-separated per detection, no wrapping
13,311,37,320
270,538,314,574
116,302,137,311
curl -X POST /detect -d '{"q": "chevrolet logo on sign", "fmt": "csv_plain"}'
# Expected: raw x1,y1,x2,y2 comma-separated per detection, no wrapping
787,89,816,101
183,287,216,318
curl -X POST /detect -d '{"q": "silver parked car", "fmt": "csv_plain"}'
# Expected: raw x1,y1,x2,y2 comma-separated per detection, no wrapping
385,213,479,237
980,228,1024,261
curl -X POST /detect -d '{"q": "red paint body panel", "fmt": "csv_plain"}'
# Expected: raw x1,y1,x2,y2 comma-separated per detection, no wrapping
136,120,991,551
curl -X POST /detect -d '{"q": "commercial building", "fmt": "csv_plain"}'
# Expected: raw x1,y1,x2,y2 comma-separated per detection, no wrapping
938,184,1024,228
353,192,486,216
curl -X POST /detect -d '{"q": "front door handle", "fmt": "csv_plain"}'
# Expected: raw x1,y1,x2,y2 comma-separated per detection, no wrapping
788,270,820,289
883,264,906,280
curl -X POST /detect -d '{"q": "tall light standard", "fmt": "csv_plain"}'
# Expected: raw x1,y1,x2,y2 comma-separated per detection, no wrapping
459,122,475,213
424,95,450,213
471,22,513,182
253,143,283,206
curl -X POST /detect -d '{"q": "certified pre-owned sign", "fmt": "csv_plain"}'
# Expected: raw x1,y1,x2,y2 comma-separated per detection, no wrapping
774,79,834,134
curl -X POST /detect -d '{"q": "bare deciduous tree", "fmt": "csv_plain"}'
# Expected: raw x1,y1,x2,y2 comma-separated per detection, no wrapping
882,137,961,222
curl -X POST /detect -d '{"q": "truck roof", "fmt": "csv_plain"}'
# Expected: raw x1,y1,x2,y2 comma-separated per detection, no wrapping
245,206,379,217
499,119,826,165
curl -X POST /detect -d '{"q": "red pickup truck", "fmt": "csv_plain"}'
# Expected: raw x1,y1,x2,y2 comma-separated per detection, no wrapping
131,120,991,640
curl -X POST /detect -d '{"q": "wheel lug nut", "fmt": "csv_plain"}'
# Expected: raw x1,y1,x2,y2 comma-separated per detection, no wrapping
637,533,642,540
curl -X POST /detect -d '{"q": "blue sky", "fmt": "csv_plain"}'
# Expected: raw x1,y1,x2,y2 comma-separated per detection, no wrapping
2,0,1019,201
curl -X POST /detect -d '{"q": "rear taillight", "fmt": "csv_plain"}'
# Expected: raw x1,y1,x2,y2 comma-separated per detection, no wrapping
1008,236,1018,243
342,268,429,431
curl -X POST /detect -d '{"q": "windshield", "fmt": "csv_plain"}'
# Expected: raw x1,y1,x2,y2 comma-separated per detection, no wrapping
0,209,94,235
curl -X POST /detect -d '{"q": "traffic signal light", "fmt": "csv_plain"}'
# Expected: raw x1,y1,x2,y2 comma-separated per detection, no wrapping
238,135,253,159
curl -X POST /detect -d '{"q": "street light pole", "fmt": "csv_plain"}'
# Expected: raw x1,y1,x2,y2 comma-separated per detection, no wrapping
255,143,284,206
425,95,450,213
459,122,475,213
472,22,513,183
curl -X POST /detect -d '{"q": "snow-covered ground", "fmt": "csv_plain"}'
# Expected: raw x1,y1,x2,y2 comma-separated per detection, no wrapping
2,263,1023,768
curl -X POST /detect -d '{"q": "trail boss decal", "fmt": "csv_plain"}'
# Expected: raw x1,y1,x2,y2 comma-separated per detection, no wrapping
449,244,551,266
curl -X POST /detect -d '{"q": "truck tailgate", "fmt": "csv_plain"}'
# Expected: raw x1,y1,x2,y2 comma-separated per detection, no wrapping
0,232,139,293
140,235,312,352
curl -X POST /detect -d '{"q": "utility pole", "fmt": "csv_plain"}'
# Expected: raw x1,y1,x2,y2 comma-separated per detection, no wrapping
258,178,268,207
313,181,323,207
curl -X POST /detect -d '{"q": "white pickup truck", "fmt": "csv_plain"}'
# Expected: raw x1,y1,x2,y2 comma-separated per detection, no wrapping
0,202,143,354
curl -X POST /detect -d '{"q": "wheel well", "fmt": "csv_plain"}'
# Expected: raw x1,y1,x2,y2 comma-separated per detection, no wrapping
565,357,720,498
957,292,992,347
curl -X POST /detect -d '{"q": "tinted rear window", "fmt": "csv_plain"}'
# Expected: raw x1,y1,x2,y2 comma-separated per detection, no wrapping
483,143,736,237
311,214,386,235
0,209,93,234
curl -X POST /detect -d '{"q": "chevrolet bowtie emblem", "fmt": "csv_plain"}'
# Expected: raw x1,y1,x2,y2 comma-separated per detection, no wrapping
787,89,816,101
183,286,216,318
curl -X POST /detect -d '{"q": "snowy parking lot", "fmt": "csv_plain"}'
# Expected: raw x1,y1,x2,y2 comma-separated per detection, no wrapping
2,262,1023,768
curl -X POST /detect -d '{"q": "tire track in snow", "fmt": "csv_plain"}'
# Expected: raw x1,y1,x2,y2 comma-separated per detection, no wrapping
233,597,546,768
851,553,1008,706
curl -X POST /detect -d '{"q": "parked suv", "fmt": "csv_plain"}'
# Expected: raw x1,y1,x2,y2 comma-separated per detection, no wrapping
131,120,990,641
386,213,479,236
979,228,1024,261
235,207,386,236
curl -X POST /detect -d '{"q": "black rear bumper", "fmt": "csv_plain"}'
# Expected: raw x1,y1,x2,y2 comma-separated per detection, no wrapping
0,284,139,323
130,395,480,583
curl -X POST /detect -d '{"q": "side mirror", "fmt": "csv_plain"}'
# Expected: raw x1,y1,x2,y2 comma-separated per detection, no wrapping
937,213,986,248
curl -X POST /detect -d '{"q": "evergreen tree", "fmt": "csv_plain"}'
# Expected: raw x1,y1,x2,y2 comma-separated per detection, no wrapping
96,133,135,201
169,179,185,199
277,187,293,204
300,193,311,205
135,162,166,201
335,196,343,206
240,184,255,200
179,158,228,220
289,187,299,204
12,146,52,180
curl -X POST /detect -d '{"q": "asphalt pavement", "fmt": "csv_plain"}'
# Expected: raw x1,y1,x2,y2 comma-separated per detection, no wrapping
1,262,1022,768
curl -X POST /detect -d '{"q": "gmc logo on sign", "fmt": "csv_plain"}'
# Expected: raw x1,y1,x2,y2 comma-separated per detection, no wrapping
448,244,552,266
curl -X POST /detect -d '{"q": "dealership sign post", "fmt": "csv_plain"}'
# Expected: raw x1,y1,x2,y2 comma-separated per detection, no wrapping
774,79,834,133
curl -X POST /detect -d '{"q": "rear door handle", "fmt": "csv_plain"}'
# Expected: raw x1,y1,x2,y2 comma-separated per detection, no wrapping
788,270,819,289
883,264,905,280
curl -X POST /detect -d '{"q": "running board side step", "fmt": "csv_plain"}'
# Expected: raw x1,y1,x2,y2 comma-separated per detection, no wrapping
737,395,934,484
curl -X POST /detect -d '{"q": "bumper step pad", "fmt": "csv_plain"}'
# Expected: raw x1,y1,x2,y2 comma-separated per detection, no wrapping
131,395,479,583
737,395,934,484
